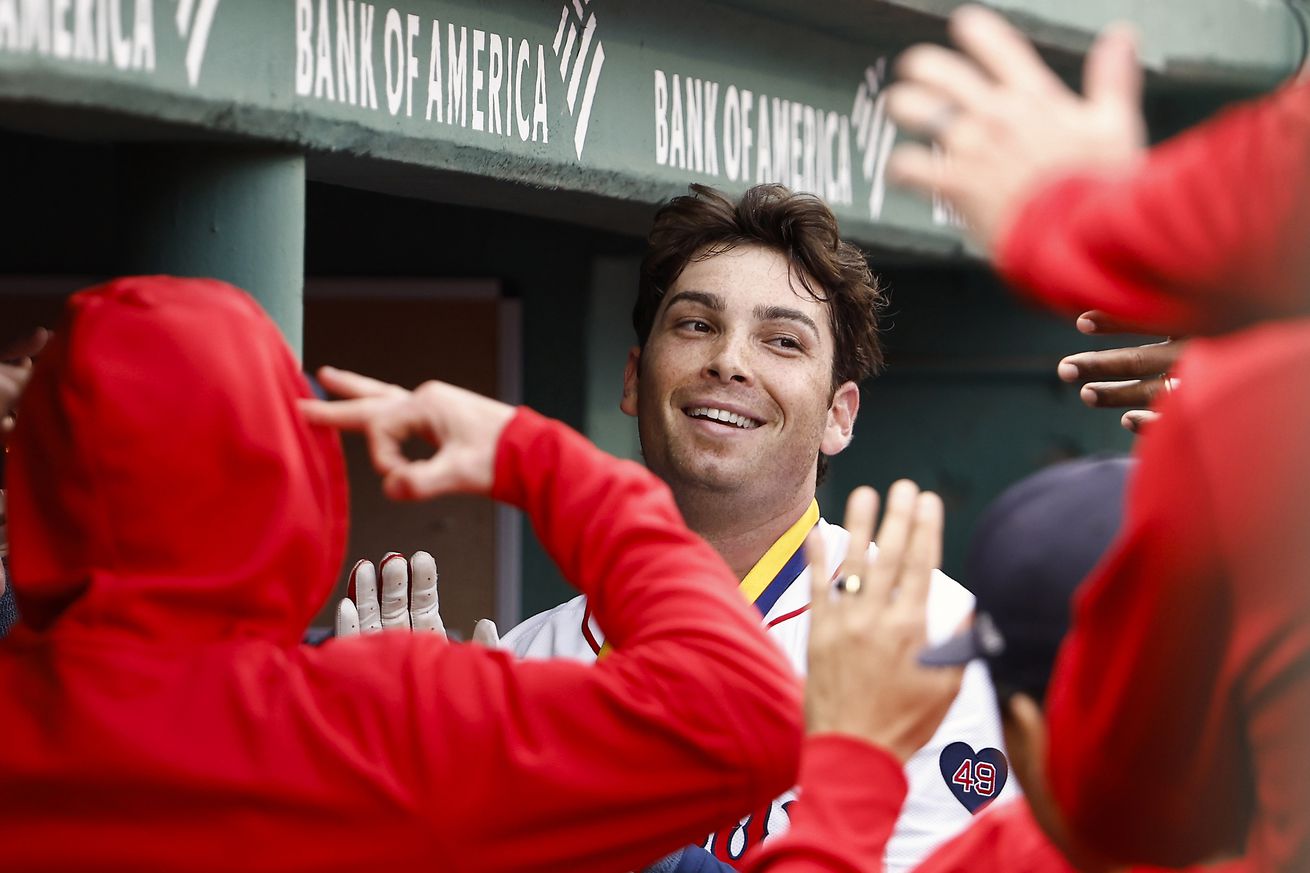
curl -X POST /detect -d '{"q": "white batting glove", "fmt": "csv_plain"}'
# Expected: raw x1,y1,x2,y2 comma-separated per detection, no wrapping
471,618,500,647
335,551,447,639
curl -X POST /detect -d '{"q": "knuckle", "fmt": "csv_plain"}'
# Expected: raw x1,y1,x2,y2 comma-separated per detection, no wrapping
1128,348,1148,374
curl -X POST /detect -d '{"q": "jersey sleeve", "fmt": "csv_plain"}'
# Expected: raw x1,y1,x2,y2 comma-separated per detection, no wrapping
737,735,908,873
342,408,804,873
1043,399,1246,865
997,78,1310,336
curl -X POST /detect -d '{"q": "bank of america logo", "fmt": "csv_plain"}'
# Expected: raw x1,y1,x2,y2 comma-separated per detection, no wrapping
551,0,606,160
174,0,220,86
851,59,896,220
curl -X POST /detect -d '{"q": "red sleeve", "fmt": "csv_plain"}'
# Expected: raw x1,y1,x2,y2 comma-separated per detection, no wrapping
737,734,906,873
392,408,803,873
1043,396,1247,866
915,801,1074,873
997,78,1310,336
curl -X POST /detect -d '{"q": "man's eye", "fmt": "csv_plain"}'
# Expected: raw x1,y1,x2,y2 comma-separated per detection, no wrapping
770,336,802,350
680,319,711,333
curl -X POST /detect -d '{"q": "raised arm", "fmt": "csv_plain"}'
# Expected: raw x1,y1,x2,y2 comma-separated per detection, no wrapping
740,483,963,873
303,369,803,873
886,4,1310,337
998,77,1310,335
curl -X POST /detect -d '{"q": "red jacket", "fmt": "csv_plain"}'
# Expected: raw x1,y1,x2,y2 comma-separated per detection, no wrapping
998,79,1310,871
998,78,1310,336
738,736,1248,873
0,277,803,872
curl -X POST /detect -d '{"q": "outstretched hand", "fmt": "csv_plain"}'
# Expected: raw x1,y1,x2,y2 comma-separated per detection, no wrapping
1059,311,1185,433
300,366,515,501
886,4,1146,252
333,547,502,645
804,482,963,763
336,551,447,637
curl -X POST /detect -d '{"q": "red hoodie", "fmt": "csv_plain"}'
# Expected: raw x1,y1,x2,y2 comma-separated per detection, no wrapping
0,277,803,872
996,80,1310,871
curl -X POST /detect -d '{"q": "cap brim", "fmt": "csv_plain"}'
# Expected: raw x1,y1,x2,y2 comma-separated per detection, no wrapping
918,627,983,667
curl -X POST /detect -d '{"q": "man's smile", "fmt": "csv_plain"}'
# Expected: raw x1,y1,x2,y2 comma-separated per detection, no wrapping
683,405,763,430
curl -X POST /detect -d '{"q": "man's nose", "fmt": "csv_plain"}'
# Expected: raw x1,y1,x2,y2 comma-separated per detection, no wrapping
704,335,753,385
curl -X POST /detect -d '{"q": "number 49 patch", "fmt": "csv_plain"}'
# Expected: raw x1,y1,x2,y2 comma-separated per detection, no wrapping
939,742,1008,813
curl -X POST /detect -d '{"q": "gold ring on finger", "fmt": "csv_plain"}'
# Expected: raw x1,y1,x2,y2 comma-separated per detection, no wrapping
835,574,863,595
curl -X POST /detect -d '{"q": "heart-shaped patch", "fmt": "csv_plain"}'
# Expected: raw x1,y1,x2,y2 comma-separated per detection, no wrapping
939,741,1008,813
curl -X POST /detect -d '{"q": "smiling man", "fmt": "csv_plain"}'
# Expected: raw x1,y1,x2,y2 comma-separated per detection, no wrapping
503,184,1011,871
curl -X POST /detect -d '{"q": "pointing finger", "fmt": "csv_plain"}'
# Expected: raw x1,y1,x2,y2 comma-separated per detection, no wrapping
316,366,405,400
298,396,388,432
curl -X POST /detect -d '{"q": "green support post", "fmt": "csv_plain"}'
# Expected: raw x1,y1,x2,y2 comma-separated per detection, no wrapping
117,146,306,356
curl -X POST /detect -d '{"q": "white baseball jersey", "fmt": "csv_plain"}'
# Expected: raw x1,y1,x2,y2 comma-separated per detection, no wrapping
503,508,1017,873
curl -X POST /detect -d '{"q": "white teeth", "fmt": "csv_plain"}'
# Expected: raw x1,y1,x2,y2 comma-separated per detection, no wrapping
687,406,759,430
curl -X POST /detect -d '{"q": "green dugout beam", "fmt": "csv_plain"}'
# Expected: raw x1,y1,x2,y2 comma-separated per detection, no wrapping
0,0,1298,258
117,146,307,355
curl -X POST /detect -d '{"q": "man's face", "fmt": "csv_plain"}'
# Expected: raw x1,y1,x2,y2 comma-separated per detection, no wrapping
622,244,858,501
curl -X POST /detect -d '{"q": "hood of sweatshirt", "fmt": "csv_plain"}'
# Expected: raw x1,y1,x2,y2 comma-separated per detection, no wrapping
6,276,347,646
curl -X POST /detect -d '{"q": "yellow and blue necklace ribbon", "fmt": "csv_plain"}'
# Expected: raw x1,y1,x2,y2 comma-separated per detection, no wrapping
597,499,819,659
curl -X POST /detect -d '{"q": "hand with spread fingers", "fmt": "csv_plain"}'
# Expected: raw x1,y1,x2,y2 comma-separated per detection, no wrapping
804,481,964,763
1,328,50,442
1058,311,1186,434
335,551,447,638
885,4,1146,251
301,366,514,640
333,548,502,644
300,366,515,501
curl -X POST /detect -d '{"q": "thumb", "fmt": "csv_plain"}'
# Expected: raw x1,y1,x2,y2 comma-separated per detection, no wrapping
382,456,458,501
472,619,501,648
1084,23,1143,121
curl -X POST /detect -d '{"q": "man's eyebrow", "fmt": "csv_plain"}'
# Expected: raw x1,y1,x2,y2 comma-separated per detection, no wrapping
662,290,726,313
755,305,821,340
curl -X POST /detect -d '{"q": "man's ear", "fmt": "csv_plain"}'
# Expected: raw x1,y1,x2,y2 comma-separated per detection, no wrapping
620,346,641,418
820,381,860,456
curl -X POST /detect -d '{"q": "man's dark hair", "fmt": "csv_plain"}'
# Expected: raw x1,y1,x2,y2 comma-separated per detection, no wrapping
634,183,886,481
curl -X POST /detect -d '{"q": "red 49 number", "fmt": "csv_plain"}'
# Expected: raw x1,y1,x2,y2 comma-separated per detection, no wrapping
951,760,997,796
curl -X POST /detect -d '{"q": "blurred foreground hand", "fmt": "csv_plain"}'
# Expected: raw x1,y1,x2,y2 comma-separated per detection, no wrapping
886,4,1146,252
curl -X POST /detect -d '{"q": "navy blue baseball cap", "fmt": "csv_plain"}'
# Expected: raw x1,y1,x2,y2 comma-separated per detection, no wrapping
920,456,1133,703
